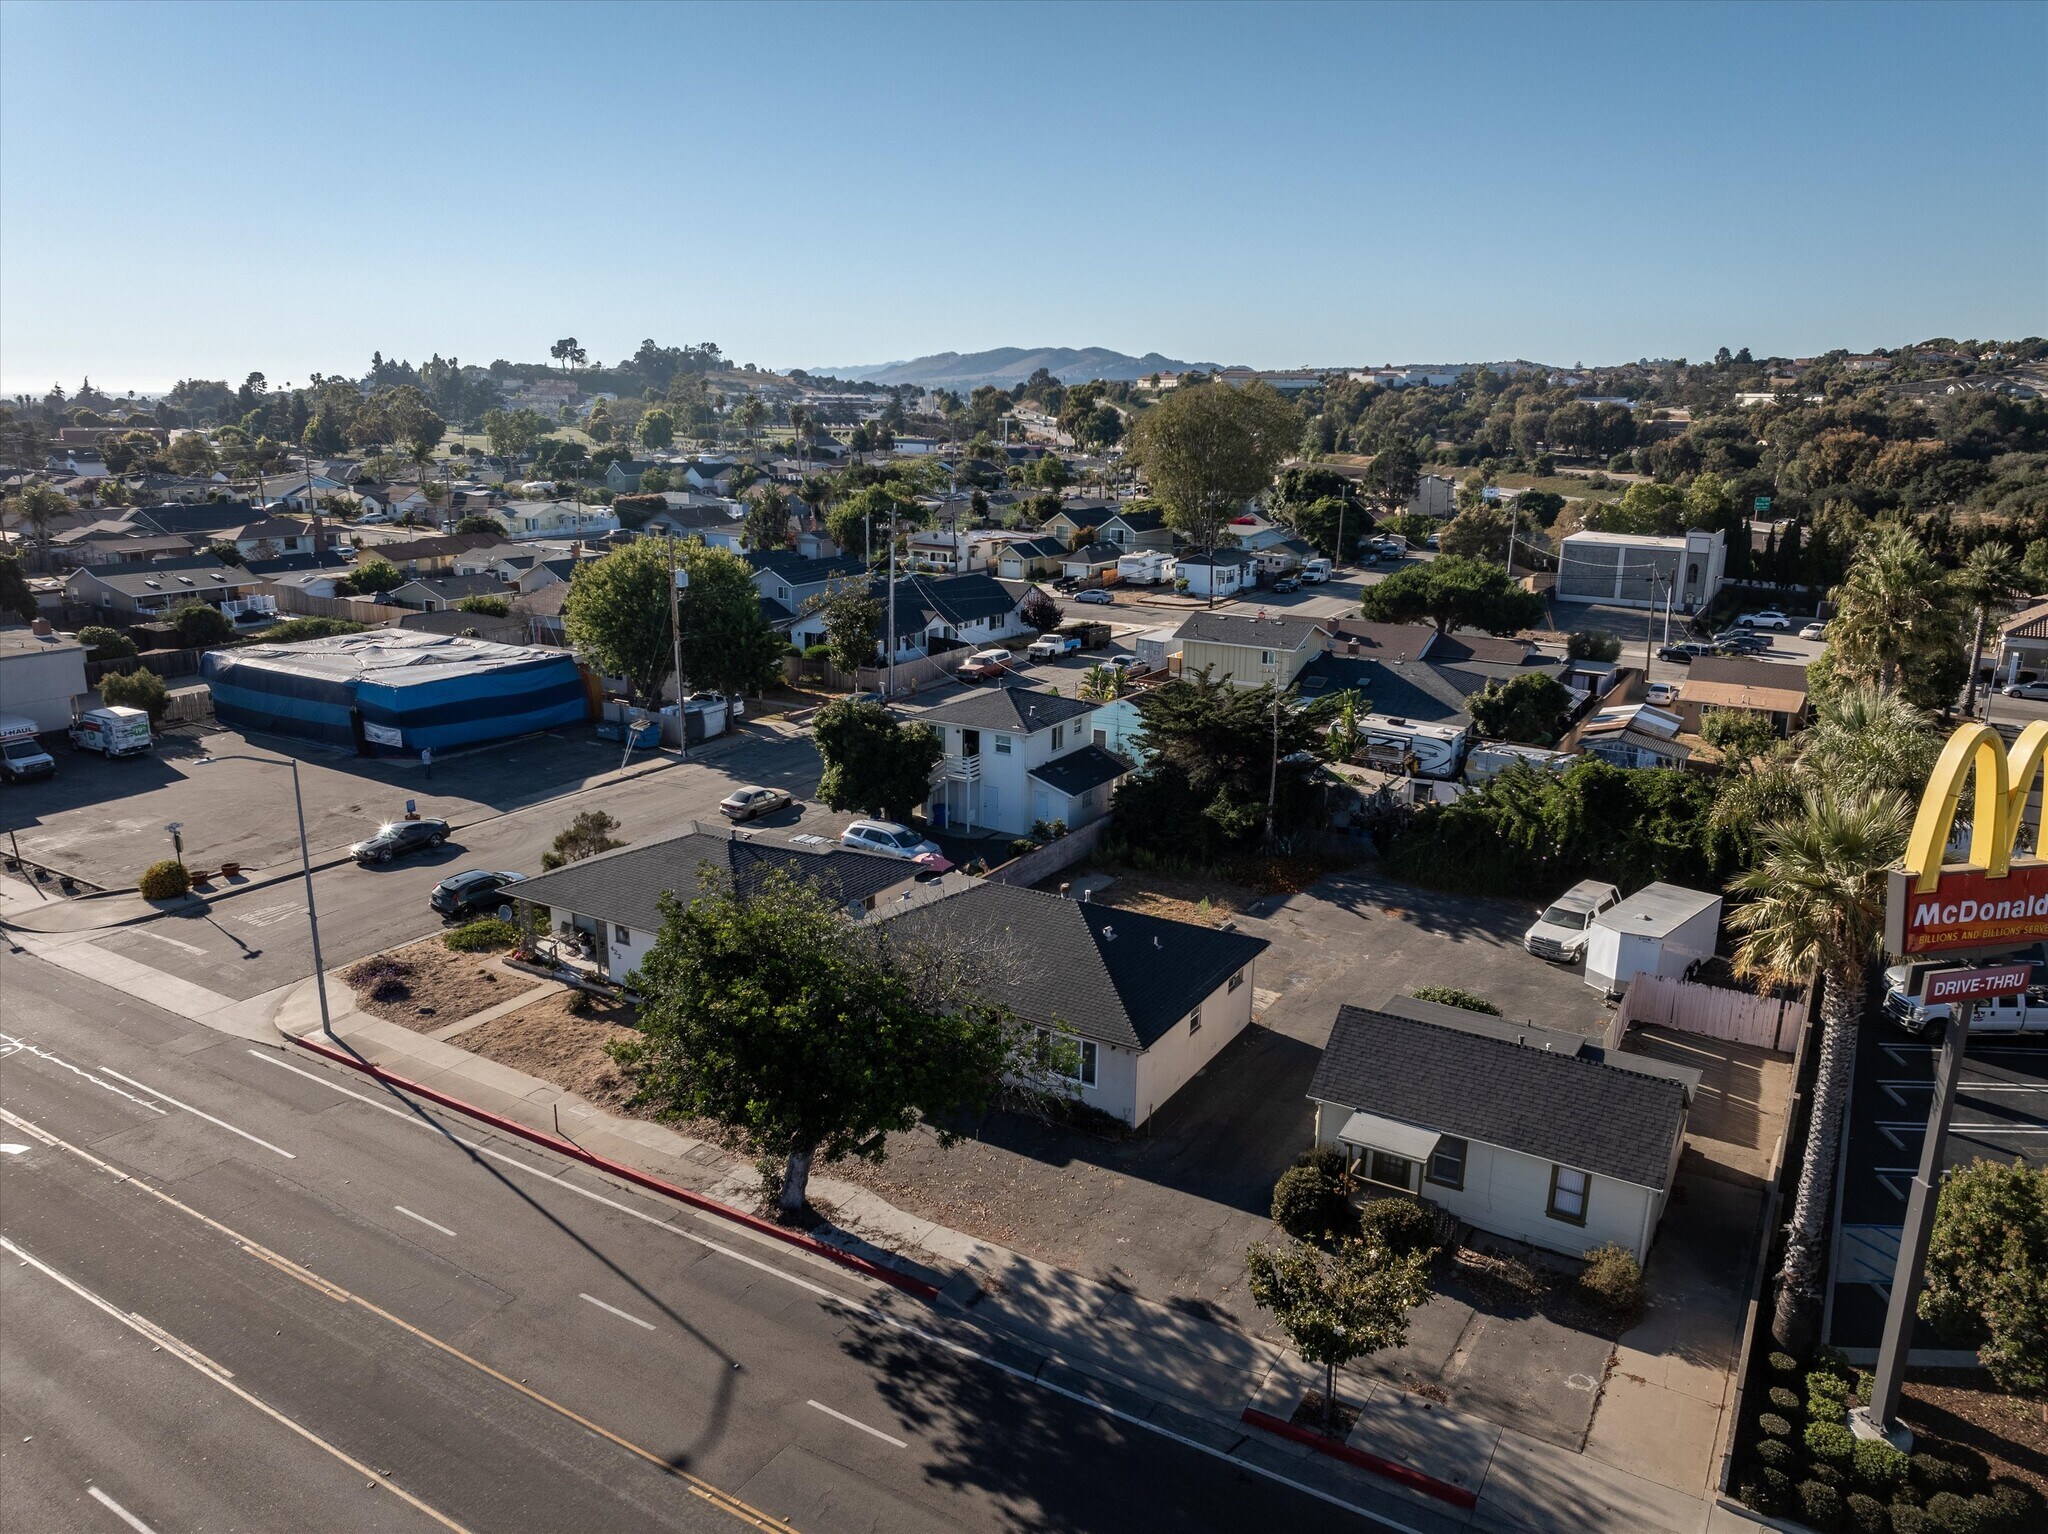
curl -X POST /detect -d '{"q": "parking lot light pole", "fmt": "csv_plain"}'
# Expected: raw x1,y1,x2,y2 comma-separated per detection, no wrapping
1853,1000,1972,1449
194,752,332,1039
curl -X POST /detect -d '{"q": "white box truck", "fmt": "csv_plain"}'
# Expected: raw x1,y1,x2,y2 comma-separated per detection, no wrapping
70,705,153,758
1585,882,1722,997
0,715,57,782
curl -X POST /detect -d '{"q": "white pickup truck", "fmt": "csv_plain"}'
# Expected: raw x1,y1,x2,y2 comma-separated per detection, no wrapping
1882,956,2048,1037
1027,633,1082,660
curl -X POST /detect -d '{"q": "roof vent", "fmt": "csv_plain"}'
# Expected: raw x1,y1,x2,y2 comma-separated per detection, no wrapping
1102,925,1116,941
1154,935,1162,948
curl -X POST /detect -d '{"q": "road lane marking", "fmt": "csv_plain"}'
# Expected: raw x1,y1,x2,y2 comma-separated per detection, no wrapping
96,1067,295,1158
806,1399,905,1447
0,1033,167,1115
394,1205,456,1238
238,1052,1428,1532
1,1107,799,1534
0,1144,29,1155
0,1236,473,1534
580,1292,656,1331
134,930,208,958
86,1485,159,1533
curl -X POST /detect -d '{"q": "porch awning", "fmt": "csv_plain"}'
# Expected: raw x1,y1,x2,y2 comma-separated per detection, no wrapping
1336,1111,1440,1162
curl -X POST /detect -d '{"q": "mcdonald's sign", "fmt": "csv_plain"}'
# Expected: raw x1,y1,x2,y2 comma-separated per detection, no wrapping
1886,720,2048,955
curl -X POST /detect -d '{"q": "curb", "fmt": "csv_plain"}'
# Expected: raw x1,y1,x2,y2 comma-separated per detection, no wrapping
285,1033,943,1303
1238,1406,1479,1510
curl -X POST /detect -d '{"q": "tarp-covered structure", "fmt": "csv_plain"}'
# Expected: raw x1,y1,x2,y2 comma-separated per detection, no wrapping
201,630,587,754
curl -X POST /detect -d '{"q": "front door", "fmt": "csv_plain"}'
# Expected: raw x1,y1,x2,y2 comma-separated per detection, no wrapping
961,728,980,760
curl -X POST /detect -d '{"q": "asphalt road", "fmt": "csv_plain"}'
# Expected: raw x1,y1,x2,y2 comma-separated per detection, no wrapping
0,950,1417,1534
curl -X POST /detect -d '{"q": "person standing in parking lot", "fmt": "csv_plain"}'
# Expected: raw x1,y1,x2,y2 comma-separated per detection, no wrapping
421,745,433,779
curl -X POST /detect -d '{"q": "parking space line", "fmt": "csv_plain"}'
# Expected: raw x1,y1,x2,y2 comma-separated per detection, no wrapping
579,1293,655,1331
97,1067,295,1159
86,1485,159,1533
806,1399,906,1447
134,930,208,958
394,1205,456,1238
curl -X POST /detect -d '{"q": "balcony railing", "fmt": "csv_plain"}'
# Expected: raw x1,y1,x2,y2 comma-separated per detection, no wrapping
939,754,981,782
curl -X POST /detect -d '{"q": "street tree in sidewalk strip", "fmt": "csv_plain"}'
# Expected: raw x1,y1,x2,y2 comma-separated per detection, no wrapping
1245,1236,1433,1432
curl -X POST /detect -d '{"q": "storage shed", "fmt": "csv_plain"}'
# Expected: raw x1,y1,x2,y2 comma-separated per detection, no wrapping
201,629,587,754
1585,882,1722,997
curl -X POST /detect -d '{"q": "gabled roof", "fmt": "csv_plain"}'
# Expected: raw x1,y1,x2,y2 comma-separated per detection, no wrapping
896,572,1023,627
1065,541,1122,564
1101,507,1166,534
505,824,919,938
914,685,1095,734
884,882,1270,1051
1175,611,1326,651
129,502,260,536
1175,549,1255,568
1000,537,1067,560
68,554,258,596
1682,654,1810,699
1297,651,1473,724
1324,619,1437,662
1307,1006,1688,1191
242,552,356,578
1027,743,1134,797
747,548,866,586
390,573,507,600
2001,600,2048,641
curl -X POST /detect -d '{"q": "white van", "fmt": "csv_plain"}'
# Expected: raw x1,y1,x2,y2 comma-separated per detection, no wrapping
0,715,56,782
1301,558,1333,583
70,705,153,758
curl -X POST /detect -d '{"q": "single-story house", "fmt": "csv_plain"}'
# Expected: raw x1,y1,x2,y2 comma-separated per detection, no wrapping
886,881,1271,1129
1571,702,1691,769
1673,655,1810,737
1303,620,1573,731
63,554,264,619
789,572,1030,660
1174,549,1254,599
1306,1001,1692,1263
1174,610,1327,687
353,531,503,575
385,574,510,612
1060,541,1122,581
243,552,362,600
1995,600,2048,686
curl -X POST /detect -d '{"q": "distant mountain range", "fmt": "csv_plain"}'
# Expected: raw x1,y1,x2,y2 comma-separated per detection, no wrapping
815,346,1236,391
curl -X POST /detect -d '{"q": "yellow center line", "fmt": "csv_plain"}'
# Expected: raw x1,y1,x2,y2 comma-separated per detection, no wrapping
0,1106,801,1534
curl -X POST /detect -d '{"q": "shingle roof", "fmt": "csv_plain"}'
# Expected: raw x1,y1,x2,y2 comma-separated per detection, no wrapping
1176,549,1255,568
1174,611,1327,650
70,554,258,596
1103,508,1166,533
506,825,918,938
914,686,1096,733
1028,743,1134,797
748,548,866,586
1002,537,1068,560
1065,542,1122,564
1307,1006,1688,1190
1682,655,1810,699
894,572,1022,627
2002,600,2048,641
393,574,507,600
884,882,1269,1051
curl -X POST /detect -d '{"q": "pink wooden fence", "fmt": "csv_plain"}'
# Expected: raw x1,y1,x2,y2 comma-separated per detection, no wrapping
1604,972,1809,1054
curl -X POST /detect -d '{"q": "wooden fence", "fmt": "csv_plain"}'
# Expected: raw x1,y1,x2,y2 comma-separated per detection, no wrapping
857,649,970,696
252,584,411,624
1604,971,1809,1054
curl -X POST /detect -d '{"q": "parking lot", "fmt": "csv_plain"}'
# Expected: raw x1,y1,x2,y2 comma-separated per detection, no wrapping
1828,1020,2048,1355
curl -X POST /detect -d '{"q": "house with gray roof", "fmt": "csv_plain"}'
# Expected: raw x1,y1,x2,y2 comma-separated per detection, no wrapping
1307,1004,1691,1262
63,554,263,618
916,687,1130,838
1175,610,1328,688
884,881,1270,1127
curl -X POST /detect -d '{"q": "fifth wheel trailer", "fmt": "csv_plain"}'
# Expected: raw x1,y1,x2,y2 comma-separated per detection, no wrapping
1585,882,1722,997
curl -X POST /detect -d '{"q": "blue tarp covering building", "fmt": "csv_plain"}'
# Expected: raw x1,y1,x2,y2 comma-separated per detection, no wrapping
202,630,587,754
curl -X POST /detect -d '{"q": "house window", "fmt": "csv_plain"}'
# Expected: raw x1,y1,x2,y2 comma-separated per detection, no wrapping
1228,968,1246,993
1038,1029,1098,1087
1260,650,1275,666
1547,1165,1589,1225
1427,1137,1467,1191
1367,1150,1417,1192
1187,1007,1202,1034
1052,725,1065,750
614,924,631,945
994,735,1012,754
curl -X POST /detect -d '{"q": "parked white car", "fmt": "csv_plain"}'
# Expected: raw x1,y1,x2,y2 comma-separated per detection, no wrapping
1799,621,1827,641
839,819,952,871
1646,680,1680,705
1737,610,1793,631
1523,880,1621,963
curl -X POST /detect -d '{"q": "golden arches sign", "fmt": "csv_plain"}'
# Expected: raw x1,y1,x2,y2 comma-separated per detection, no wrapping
1891,719,2048,954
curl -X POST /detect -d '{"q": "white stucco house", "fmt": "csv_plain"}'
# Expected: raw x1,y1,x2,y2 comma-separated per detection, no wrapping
919,686,1130,837
1306,1000,1693,1264
1175,549,1254,599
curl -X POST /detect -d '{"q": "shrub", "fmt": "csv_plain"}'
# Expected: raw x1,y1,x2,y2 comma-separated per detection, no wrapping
1738,1465,1793,1516
1759,1412,1793,1438
1845,1491,1890,1534
137,859,190,901
169,601,233,646
1799,1479,1847,1531
1357,1195,1441,1258
804,643,832,660
1983,1480,2041,1533
1811,1368,1852,1403
1768,1384,1803,1415
1578,1243,1644,1315
344,955,415,1005
1271,1153,1352,1241
1854,1437,1910,1496
1408,985,1501,1015
1756,1438,1796,1472
100,666,169,720
1807,1419,1856,1467
1891,1504,1931,1534
1810,1462,1848,1488
454,595,510,617
1007,838,1038,859
1923,1491,1985,1534
1566,628,1623,662
1768,1350,1802,1377
78,624,137,661
1911,1447,1989,1497
261,616,366,643
444,918,519,953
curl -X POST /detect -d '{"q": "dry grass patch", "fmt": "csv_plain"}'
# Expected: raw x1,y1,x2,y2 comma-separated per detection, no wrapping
343,939,518,1033
1082,868,1258,927
452,989,647,1114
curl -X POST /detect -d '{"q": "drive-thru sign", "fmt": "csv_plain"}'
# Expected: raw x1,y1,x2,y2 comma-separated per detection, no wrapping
1921,964,2033,1004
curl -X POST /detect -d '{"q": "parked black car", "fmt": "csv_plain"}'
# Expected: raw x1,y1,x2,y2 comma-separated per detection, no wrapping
429,868,525,918
1713,628,1771,654
1657,642,1718,664
351,817,451,864
1271,575,1301,594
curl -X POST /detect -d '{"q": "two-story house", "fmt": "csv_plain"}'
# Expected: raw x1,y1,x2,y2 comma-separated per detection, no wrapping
1097,506,1175,553
603,458,656,492
1173,611,1328,688
683,459,738,494
920,687,1131,837
747,548,868,630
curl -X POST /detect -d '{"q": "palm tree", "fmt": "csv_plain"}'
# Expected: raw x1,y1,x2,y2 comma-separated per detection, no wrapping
1826,525,1955,695
1077,664,1128,702
1728,787,1912,1350
1955,542,2021,716
1712,683,1937,843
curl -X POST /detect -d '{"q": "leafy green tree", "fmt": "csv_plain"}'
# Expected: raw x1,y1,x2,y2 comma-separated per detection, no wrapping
563,540,674,703
261,617,365,643
1729,788,1912,1351
1700,707,1779,765
616,868,1024,1216
1710,684,1938,844
204,541,245,565
677,540,786,698
637,407,675,450
540,810,624,870
454,594,510,617
1465,673,1573,745
1361,443,1420,520
169,602,233,647
1245,1237,1433,1430
1357,554,1545,635
345,557,403,597
818,587,881,677
814,697,941,820
1825,525,1964,706
1566,629,1622,661
77,624,137,661
0,554,36,623
100,666,169,720
454,513,504,535
2022,539,2048,594
1019,588,1061,632
164,433,218,475
1955,542,2021,716
1437,503,1515,563
1129,382,1299,595
743,485,792,550
481,407,547,462
1919,1158,2048,1394
6,483,68,551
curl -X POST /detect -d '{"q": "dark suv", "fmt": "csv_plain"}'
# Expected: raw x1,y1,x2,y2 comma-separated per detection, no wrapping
1657,642,1718,664
429,868,524,919
350,817,450,864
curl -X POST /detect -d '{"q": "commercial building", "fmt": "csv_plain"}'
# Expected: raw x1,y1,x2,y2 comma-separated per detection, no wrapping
0,625,89,733
1555,528,1726,613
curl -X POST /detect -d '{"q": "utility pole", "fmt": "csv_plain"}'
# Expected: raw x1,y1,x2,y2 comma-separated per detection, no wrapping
1264,656,1282,844
667,536,687,761
1504,494,1519,578
1854,1001,1972,1449
884,505,898,699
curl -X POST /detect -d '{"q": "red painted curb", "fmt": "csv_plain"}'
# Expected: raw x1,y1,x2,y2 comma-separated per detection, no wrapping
288,1034,942,1302
1239,1406,1479,1509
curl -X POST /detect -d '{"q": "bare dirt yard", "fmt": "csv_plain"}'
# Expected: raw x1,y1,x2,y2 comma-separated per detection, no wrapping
343,940,521,1032
451,989,646,1115
1901,1370,2048,1498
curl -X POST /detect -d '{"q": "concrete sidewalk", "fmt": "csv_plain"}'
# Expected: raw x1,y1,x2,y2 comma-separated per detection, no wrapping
271,973,1720,1534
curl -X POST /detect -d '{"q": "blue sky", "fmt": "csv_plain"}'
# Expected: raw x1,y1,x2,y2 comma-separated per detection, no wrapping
2,1,2041,394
